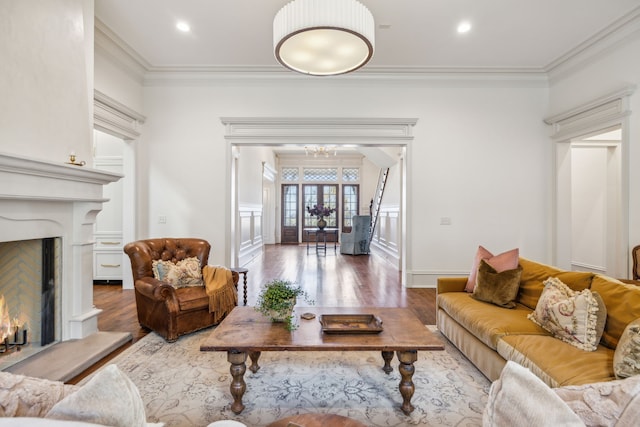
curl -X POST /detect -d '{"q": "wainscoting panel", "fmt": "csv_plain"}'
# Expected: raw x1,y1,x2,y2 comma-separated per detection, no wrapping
370,206,400,268
238,205,263,267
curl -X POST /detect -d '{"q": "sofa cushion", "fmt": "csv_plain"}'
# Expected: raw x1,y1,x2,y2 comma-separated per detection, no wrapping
528,277,605,352
613,318,640,379
555,374,640,426
437,292,548,350
465,246,519,293
497,334,615,387
591,275,640,349
517,258,594,310
472,260,522,308
0,371,79,417
483,361,584,427
45,365,146,427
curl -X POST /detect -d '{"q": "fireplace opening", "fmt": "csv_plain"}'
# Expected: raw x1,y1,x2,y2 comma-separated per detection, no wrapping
0,237,61,366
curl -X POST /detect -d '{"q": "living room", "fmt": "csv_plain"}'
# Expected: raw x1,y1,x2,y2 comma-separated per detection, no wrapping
1,1,640,425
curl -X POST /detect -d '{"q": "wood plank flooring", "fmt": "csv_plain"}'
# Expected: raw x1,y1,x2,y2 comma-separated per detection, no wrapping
79,244,437,384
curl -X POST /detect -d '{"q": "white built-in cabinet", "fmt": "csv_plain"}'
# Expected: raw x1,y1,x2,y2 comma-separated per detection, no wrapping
93,130,124,281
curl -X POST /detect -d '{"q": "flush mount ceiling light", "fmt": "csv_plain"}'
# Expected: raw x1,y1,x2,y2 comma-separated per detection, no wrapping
273,0,375,76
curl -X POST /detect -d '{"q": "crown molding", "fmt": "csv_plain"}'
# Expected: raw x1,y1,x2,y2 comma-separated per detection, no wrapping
94,18,149,83
546,6,640,82
94,7,640,86
140,66,548,87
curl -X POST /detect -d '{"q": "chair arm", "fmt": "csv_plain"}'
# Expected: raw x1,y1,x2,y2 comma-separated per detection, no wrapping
437,277,468,294
134,277,179,302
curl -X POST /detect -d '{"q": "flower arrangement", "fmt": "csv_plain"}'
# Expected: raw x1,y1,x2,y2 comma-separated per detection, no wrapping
255,279,314,331
306,204,336,219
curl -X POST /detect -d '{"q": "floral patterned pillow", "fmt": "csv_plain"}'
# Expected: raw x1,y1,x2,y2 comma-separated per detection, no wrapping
152,257,203,288
614,318,640,379
528,276,606,351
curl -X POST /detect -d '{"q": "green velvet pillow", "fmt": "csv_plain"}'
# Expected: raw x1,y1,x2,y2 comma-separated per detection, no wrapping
472,259,523,309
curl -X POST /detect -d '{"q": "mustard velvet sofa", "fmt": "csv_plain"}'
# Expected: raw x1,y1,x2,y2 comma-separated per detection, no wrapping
436,257,640,387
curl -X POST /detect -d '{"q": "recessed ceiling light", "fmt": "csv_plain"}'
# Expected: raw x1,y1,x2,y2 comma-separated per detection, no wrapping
176,21,191,32
457,21,471,34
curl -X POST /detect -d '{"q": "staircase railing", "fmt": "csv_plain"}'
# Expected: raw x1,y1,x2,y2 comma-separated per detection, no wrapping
369,168,389,242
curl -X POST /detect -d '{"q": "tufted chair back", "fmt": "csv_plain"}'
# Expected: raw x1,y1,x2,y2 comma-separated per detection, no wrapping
124,238,211,281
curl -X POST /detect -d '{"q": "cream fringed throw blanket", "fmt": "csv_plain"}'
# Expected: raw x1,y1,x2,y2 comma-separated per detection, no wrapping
202,265,237,324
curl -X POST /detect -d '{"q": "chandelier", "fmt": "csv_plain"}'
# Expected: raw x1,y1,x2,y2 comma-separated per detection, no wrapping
273,0,375,76
305,146,337,157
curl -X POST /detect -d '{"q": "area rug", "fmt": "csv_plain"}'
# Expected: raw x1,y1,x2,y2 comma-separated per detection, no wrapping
84,327,490,427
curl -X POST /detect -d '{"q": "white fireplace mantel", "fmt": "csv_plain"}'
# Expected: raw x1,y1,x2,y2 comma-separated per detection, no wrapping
0,152,122,341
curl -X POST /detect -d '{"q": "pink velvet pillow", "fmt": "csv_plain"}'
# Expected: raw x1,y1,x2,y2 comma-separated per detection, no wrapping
465,245,519,292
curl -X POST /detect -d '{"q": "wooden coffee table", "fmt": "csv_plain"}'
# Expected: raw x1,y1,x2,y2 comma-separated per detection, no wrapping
200,306,444,415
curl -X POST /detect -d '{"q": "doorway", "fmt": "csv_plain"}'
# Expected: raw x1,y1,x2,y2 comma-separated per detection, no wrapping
569,128,623,276
223,117,417,285
545,87,633,278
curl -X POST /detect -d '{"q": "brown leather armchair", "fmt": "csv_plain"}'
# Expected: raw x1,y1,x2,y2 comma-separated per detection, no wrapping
123,238,239,342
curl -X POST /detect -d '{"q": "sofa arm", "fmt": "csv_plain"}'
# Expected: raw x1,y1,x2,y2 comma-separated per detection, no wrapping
437,277,468,294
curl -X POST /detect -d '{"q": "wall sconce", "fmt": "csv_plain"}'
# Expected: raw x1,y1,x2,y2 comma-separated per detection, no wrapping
67,151,86,166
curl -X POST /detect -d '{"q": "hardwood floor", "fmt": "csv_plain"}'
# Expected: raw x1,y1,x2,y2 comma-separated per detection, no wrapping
81,244,437,383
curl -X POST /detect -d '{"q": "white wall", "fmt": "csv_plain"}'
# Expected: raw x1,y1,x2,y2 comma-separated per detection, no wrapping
134,78,549,283
0,0,94,162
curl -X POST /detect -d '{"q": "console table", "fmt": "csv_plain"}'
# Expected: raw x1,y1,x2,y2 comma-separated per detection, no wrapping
304,228,338,254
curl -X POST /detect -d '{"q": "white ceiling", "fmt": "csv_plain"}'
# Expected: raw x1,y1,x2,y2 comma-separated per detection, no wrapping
95,0,640,73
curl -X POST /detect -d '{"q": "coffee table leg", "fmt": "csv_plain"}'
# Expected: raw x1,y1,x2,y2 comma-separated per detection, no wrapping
397,350,418,415
248,351,261,373
227,351,247,414
381,350,394,374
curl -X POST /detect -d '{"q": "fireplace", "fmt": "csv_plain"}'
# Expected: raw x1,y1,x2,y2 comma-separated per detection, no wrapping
0,238,59,348
0,152,121,369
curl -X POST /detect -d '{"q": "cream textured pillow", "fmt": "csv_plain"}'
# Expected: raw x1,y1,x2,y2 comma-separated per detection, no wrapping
528,277,606,352
614,318,640,379
483,361,583,427
152,256,203,287
466,245,519,293
45,364,146,427
472,259,522,309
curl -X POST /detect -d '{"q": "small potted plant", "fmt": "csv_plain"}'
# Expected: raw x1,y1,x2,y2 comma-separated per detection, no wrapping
255,279,313,331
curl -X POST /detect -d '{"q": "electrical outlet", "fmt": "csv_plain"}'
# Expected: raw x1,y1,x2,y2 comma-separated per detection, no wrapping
158,215,167,224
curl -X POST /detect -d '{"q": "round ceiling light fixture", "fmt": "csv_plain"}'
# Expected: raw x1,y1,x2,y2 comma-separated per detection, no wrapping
273,0,375,76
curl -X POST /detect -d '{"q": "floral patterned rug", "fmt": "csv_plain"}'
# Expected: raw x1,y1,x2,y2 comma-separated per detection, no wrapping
87,327,489,427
